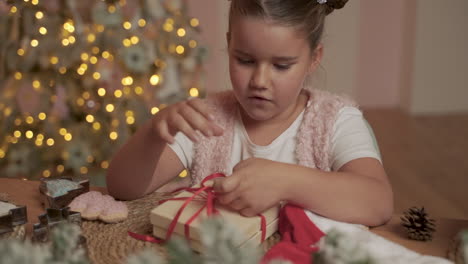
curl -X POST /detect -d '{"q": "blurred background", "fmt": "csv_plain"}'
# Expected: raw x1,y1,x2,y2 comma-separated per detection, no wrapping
1,0,467,220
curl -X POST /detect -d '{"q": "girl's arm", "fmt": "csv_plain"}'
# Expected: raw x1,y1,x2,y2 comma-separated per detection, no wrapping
106,98,223,200
213,157,393,227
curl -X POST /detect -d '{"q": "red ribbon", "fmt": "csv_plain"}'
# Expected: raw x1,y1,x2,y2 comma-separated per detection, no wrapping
128,173,267,244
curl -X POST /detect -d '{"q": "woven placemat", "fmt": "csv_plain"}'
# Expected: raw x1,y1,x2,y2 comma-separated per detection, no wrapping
82,191,280,264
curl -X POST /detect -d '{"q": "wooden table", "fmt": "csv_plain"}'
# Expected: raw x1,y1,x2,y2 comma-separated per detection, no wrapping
1,177,466,260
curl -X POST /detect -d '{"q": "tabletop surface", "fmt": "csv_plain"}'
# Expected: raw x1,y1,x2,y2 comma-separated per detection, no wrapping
1,177,466,261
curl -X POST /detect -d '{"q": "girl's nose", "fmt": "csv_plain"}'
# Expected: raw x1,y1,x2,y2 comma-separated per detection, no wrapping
249,65,269,89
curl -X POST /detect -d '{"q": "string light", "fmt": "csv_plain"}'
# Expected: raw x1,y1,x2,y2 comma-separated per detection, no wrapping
62,39,70,46
92,72,101,80
36,134,44,140
38,112,46,120
92,122,101,130
151,107,160,115
175,45,185,54
0,149,5,159
26,116,34,124
80,167,88,174
177,28,186,37
39,27,47,35
109,132,118,140
138,19,146,27
30,39,39,47
134,86,143,95
32,0,39,5
114,90,123,98
130,36,139,45
87,33,96,43
97,88,106,96
43,170,51,177
102,51,110,59
81,53,89,61
4,107,12,117
190,18,199,27
14,118,22,126
189,87,199,97
64,133,72,141
25,130,34,139
32,80,41,89
87,155,94,163
123,21,132,30
106,104,115,112
10,6,17,13
150,74,160,85
92,47,100,54
35,11,44,19
86,114,95,123
14,72,22,80
59,128,67,136
101,161,109,169
189,40,197,48
59,67,67,74
57,165,65,173
121,76,133,86
97,25,105,32
122,38,131,47
46,138,55,146
50,56,59,64
108,5,116,13
17,49,25,56
89,56,98,64
82,91,90,99
14,130,22,138
68,36,76,44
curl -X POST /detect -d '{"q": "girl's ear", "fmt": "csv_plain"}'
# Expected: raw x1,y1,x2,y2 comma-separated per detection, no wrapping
308,44,323,73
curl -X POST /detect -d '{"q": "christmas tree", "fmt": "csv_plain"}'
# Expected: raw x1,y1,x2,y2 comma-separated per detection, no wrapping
0,0,206,185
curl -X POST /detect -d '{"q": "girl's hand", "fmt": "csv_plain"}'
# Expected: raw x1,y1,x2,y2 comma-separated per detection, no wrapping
152,98,224,143
212,158,288,217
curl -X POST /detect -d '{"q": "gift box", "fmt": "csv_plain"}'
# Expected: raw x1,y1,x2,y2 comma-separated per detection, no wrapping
150,189,279,252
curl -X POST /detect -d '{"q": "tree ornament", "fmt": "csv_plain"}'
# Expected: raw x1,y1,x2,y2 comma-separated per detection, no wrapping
400,206,436,241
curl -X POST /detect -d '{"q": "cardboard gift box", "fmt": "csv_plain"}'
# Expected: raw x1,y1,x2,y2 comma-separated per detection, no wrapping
150,190,279,252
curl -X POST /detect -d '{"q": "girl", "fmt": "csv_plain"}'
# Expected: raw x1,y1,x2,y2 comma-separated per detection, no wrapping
107,0,393,227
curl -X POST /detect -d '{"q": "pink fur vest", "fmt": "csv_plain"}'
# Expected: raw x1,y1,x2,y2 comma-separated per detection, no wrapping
187,89,357,185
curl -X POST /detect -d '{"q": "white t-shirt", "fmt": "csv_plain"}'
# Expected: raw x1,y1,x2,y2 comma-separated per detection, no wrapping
169,106,381,174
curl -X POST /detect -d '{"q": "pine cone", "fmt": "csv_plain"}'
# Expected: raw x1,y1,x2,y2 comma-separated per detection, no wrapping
400,206,436,241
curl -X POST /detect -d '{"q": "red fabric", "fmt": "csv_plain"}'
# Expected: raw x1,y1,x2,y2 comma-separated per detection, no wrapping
262,204,325,264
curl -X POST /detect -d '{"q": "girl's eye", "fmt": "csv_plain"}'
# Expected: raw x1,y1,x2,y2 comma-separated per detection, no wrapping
274,64,291,70
236,57,254,65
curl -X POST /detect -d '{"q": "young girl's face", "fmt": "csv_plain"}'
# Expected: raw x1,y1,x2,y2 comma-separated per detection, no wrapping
228,16,320,123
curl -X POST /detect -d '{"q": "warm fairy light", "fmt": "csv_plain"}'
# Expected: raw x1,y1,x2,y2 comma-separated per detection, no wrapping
102,51,110,59
189,40,197,48
0,149,4,159
123,21,132,30
25,130,34,139
163,23,174,32
97,88,106,96
123,86,131,95
32,0,39,5
109,132,118,140
59,67,67,74
64,133,72,141
46,138,55,146
14,130,22,138
4,107,12,117
150,74,160,85
35,140,43,146
179,169,188,178
38,112,46,120
175,45,185,54
89,56,98,64
130,36,139,45
87,33,96,43
11,138,18,144
50,56,59,64
151,107,160,115
138,19,146,27
106,104,115,112
68,36,76,44
14,118,22,126
190,18,199,27
77,68,85,75
101,161,109,169
134,86,143,95
80,167,88,174
31,39,39,47
81,53,89,61
26,116,34,124
125,110,134,117
62,39,70,46
87,155,94,163
92,47,100,54
10,6,17,13
122,38,131,47
108,5,116,13
39,27,47,35
43,170,51,177
177,28,186,37
64,21,75,33
93,72,101,80
82,91,90,99
86,114,94,123
114,90,123,98
17,49,25,56
126,116,135,125
36,134,44,140
35,11,44,19
59,128,67,135
154,59,166,68
92,122,101,130
57,165,64,173
97,25,105,32
32,80,41,89
14,72,22,80
189,87,199,97
121,76,133,86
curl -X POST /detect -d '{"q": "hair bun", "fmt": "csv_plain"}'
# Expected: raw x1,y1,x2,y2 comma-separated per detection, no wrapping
324,0,349,15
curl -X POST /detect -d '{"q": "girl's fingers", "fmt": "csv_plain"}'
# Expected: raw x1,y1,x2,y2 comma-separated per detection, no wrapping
171,114,200,143
155,120,175,144
186,98,215,121
179,104,216,137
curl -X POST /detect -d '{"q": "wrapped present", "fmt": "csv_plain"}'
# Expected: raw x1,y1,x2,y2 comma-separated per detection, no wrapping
149,174,280,252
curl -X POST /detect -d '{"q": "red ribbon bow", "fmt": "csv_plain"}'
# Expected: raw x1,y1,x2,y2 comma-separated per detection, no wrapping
128,173,267,244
